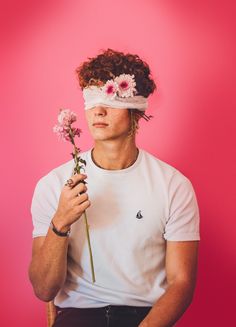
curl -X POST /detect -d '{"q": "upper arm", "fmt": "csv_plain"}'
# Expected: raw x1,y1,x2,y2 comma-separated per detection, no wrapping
31,172,59,238
164,173,200,242
165,240,199,288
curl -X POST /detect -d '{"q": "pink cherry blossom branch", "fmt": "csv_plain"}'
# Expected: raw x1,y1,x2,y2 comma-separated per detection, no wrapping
53,109,96,283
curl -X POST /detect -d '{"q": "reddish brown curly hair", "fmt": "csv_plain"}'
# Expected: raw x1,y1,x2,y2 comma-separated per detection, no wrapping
75,48,156,137
75,48,156,97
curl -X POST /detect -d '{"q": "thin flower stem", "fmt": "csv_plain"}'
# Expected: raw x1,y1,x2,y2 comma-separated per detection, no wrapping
83,210,96,283
69,128,96,283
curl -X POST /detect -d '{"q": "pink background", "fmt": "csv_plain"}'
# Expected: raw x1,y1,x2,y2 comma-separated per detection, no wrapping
1,0,235,326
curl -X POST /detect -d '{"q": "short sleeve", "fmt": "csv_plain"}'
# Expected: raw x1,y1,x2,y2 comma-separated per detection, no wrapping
163,171,200,241
30,171,60,238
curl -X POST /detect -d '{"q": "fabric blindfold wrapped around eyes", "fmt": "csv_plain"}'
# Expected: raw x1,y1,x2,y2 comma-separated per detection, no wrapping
82,86,148,111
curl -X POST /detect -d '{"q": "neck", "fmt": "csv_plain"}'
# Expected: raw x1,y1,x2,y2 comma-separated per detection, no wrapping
91,139,139,170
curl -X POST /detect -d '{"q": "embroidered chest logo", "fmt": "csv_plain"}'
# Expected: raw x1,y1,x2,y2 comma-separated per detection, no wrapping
136,210,143,219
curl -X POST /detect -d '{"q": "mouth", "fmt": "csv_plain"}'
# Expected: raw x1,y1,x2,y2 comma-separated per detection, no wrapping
93,123,108,127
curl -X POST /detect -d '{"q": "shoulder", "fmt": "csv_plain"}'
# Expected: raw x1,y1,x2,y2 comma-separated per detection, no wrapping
141,149,188,179
140,149,196,193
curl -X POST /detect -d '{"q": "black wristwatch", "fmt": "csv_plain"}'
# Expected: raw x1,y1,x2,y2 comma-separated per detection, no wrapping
50,220,71,237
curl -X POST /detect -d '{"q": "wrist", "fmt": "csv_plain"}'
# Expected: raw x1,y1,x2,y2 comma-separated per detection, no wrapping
50,216,71,237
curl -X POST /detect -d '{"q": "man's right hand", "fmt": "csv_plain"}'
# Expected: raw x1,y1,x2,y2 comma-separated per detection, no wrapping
52,173,91,233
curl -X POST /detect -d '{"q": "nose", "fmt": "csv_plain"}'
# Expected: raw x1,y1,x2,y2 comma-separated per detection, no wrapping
93,106,107,116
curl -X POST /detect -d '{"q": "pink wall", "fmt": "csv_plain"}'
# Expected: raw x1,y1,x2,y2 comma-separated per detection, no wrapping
1,0,235,325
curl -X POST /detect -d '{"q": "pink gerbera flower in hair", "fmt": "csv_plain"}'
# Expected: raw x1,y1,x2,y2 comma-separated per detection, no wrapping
102,79,118,99
115,73,137,98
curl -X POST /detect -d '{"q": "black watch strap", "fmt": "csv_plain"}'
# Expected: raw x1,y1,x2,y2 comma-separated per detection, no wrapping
50,220,71,237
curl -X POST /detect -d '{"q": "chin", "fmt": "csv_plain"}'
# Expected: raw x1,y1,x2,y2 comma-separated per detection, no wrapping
90,129,128,141
90,132,109,141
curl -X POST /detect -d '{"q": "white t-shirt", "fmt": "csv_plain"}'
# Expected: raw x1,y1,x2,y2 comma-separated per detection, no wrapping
31,148,200,308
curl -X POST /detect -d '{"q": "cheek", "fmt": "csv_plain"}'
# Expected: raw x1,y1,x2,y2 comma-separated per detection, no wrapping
110,120,130,134
112,110,130,124
85,112,92,124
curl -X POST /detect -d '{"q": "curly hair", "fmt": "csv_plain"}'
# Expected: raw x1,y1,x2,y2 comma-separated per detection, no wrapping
75,48,156,137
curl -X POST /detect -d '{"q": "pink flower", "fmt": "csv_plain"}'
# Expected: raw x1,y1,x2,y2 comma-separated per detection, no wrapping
57,108,77,126
53,125,68,142
114,73,137,98
101,74,137,99
53,109,81,142
53,124,71,142
71,127,82,138
102,80,118,99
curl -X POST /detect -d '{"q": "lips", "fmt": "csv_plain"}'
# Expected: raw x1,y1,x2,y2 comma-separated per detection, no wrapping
93,122,108,126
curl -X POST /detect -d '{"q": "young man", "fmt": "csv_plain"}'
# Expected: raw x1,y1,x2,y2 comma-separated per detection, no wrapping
29,48,200,327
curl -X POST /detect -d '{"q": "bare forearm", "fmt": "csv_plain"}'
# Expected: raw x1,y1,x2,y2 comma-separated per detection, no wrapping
29,174,90,302
139,282,195,327
29,228,69,302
